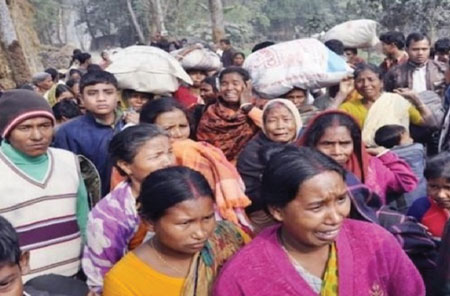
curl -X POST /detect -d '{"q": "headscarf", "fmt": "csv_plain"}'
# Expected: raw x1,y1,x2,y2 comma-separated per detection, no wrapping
299,110,371,182
196,101,259,161
261,99,303,141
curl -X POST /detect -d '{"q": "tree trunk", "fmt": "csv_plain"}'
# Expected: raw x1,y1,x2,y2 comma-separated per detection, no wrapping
149,0,166,35
126,0,146,44
208,0,225,43
0,0,31,86
80,0,97,41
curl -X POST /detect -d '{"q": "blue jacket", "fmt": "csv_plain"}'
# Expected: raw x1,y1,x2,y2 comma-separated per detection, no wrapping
53,113,125,196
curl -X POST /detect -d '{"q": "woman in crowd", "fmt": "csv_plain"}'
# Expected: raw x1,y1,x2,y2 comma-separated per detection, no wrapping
283,87,318,125
300,110,418,204
408,152,450,238
140,97,252,230
55,84,76,103
237,99,302,230
196,67,261,162
103,166,249,295
335,63,434,128
232,52,245,67
82,124,175,292
214,146,424,295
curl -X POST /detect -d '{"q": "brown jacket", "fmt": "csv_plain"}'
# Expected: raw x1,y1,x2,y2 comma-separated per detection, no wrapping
384,60,448,97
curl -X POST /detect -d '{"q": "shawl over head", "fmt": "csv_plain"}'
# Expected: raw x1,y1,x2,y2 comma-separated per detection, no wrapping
261,98,303,141
299,110,371,182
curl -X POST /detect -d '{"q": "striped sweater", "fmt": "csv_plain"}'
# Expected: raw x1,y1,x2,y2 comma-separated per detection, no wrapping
0,145,83,281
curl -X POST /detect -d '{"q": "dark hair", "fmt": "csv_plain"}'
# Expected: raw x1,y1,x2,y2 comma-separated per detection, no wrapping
201,76,218,93
68,69,82,79
232,52,245,59
0,216,21,266
77,52,92,64
52,99,82,121
139,166,214,221
55,84,73,99
122,89,154,101
406,32,430,48
302,111,362,167
140,97,187,125
261,145,345,208
374,124,406,149
435,38,450,53
66,78,79,89
379,31,405,50
252,41,275,53
109,124,168,176
45,68,59,82
219,39,231,45
324,39,344,55
87,64,103,73
354,63,383,80
424,152,450,180
219,66,250,83
79,70,118,94
69,49,82,67
344,47,358,55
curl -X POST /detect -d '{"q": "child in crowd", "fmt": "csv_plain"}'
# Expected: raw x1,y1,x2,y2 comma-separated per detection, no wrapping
408,152,450,239
375,124,427,212
54,70,125,196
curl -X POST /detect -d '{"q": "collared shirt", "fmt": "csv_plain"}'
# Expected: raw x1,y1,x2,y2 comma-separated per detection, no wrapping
412,65,427,93
380,51,409,74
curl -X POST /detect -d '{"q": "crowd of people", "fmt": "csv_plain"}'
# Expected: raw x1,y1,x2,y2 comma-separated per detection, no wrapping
0,29,450,296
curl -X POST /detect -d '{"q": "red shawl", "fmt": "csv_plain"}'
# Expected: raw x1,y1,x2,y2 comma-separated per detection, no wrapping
196,101,259,162
298,109,371,182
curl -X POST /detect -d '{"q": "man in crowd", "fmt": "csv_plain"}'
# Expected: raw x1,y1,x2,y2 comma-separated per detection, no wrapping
54,70,125,196
220,38,237,67
0,89,88,281
379,31,409,75
434,38,450,64
384,32,447,97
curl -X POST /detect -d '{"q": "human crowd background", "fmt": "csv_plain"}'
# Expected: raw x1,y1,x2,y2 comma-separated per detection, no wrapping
1,21,450,296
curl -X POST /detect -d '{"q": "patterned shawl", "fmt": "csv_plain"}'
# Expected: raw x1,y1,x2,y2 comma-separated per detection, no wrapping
196,101,259,162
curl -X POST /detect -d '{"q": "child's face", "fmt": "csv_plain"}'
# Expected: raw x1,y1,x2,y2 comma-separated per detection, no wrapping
0,264,23,296
81,83,118,117
428,177,450,209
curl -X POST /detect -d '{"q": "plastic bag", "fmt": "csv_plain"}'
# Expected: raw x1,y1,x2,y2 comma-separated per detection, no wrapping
106,45,192,94
243,38,351,99
171,44,222,71
323,19,380,48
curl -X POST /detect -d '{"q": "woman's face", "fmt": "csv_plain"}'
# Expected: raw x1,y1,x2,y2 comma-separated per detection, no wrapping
219,73,246,105
119,135,174,184
188,70,207,88
233,55,245,67
316,125,354,166
57,91,74,103
153,196,216,255
128,92,151,112
264,104,297,143
354,69,383,100
271,171,350,251
155,109,190,142
285,89,307,109
428,177,450,209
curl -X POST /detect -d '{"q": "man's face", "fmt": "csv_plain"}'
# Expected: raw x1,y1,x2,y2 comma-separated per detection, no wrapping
381,42,395,56
219,41,229,51
8,117,53,157
81,83,118,117
436,51,450,64
407,39,431,65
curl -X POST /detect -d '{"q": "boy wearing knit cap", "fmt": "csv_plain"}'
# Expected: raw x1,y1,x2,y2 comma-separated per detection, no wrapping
0,89,88,282
53,70,125,196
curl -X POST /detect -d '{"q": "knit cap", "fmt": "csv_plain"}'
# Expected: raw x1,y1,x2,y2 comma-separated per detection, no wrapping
0,89,56,138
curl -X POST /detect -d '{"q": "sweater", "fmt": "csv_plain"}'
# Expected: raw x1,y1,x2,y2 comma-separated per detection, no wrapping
0,143,87,281
214,219,425,296
53,112,125,196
